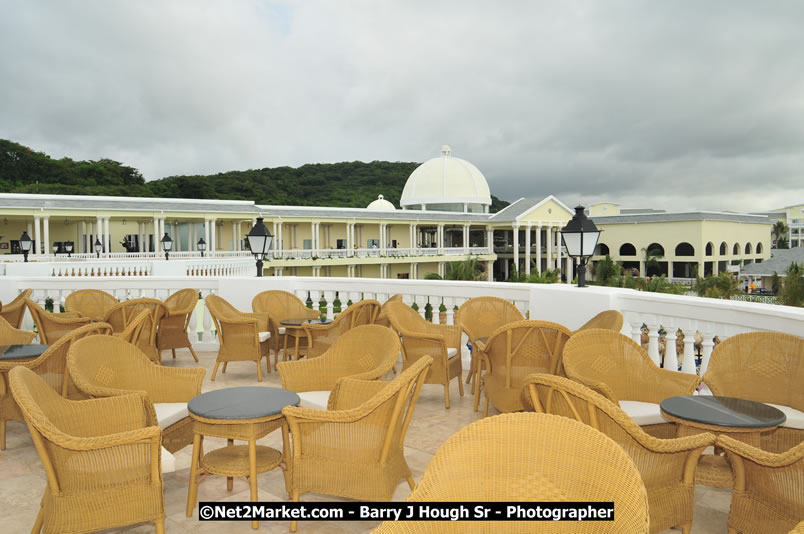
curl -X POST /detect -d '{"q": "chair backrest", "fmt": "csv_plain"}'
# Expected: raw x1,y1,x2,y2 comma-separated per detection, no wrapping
375,412,649,534
375,294,403,328
484,320,573,386
0,315,36,345
164,288,199,315
455,296,524,341
335,299,380,328
0,288,32,328
563,329,659,401
25,297,92,344
704,331,804,411
68,335,159,395
328,324,400,379
103,298,167,336
64,289,118,320
384,300,428,335
576,310,624,333
204,293,240,320
118,309,154,357
252,290,311,319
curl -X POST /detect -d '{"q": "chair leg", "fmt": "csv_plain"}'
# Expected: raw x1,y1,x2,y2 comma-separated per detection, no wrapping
458,375,464,397
171,348,176,359
211,362,220,381
0,419,5,450
32,504,44,533
227,439,234,491
406,476,416,490
186,433,202,517
187,344,200,362
483,395,489,418
155,517,166,534
222,362,228,373
680,523,691,534
256,361,263,382
444,383,451,409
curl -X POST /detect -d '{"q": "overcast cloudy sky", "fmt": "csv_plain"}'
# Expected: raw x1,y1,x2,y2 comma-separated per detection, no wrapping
2,1,803,211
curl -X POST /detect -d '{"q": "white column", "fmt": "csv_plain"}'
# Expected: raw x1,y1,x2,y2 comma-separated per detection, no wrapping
535,223,542,273
437,224,444,252
487,260,494,281
105,217,111,256
231,221,237,252
75,220,81,253
525,222,531,275
512,224,520,274
486,227,493,252
33,216,41,255
546,224,553,271
566,256,573,285
210,219,217,253
42,216,50,255
152,216,159,253
463,224,469,253
557,230,563,275
84,221,90,253
668,260,674,281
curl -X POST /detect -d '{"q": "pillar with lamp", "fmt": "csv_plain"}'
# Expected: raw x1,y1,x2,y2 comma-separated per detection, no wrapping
20,231,33,262
94,238,103,258
560,206,601,288
161,233,173,261
246,217,272,277
65,241,73,258
197,237,206,257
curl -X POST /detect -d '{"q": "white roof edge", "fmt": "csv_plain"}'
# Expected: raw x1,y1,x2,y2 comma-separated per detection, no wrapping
515,195,575,221
595,210,770,219
256,204,490,216
0,192,255,206
589,201,621,206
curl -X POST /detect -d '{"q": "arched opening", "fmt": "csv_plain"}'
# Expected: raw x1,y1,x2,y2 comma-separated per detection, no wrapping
705,242,713,256
619,243,636,256
675,242,695,256
596,243,610,256
744,243,752,254
733,243,740,255
646,243,665,256
756,242,763,254
720,242,727,255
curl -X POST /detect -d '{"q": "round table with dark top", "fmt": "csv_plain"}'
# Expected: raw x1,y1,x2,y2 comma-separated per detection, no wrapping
661,395,786,487
0,344,49,361
279,317,333,360
185,387,300,529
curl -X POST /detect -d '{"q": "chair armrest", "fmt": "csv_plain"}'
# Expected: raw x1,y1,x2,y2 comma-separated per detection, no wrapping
141,367,205,403
277,357,337,392
328,377,388,410
55,425,162,452
565,373,619,403
44,314,91,326
47,392,157,438
641,368,701,403
717,435,804,467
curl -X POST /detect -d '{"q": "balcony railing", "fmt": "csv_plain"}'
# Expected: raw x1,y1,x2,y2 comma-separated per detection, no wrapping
2,258,254,277
3,276,802,380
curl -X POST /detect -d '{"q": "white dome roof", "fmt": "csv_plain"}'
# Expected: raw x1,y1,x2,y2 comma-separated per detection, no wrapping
400,145,491,209
366,194,396,211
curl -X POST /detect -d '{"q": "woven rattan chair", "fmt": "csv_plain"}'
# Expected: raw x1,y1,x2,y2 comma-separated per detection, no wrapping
373,412,650,534
68,335,205,453
563,329,701,438
9,366,165,534
117,309,159,363
577,309,624,333
455,296,525,394
475,320,572,416
704,331,804,453
103,298,167,361
206,294,272,381
64,289,118,322
525,373,714,534
375,294,403,329
302,299,381,359
252,289,319,359
0,322,112,450
277,324,399,409
0,288,32,328
25,298,90,345
385,300,463,408
157,288,200,362
717,435,804,534
283,356,432,532
0,315,36,345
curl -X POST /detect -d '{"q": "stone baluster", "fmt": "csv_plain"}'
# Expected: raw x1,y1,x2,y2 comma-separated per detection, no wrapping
681,327,697,375
202,293,214,343
663,325,679,371
445,297,455,325
646,321,661,367
324,290,335,320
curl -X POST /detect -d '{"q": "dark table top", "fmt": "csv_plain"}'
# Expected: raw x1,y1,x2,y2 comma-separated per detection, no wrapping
660,395,786,429
0,344,49,361
188,386,300,420
280,317,333,326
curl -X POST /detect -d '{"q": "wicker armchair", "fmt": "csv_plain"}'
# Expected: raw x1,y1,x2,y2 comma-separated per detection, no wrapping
0,288,32,328
157,288,200,362
68,335,205,453
283,356,432,532
385,301,463,408
103,298,167,362
525,374,715,534
117,309,159,363
0,315,36,345
704,331,804,453
375,294,403,329
563,329,701,438
25,298,90,345
277,324,399,409
252,289,319,358
0,322,112,450
9,366,165,534
455,296,525,393
475,320,572,416
64,289,118,322
206,294,272,381
302,299,380,359
717,435,804,534
373,412,650,534
577,309,624,333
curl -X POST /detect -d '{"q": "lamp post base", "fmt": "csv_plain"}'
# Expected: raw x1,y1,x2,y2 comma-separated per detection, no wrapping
577,262,588,288
256,259,264,277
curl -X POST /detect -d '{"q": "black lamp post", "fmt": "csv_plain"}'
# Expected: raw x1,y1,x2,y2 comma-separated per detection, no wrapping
20,231,32,262
161,233,173,261
94,238,103,258
197,237,206,258
52,243,59,256
65,241,73,258
246,217,273,277
560,206,601,288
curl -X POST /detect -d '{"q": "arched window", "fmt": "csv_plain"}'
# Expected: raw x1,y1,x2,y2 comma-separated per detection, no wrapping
744,243,752,254
646,243,665,257
675,242,695,256
619,243,637,256
756,242,763,254
733,243,740,255
596,243,610,256
705,242,714,256
720,242,727,255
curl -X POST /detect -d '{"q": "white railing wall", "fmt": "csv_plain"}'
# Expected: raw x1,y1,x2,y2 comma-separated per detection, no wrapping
2,277,803,374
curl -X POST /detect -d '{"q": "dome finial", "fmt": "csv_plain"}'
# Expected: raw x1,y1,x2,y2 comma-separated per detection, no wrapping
441,144,452,156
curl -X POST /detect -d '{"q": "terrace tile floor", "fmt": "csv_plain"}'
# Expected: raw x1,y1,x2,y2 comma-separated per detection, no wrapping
1,348,732,533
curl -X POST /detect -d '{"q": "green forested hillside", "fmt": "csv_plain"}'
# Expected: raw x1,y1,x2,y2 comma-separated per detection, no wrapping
0,139,509,211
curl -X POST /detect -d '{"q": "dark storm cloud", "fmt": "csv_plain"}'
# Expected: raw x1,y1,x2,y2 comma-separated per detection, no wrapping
1,0,803,212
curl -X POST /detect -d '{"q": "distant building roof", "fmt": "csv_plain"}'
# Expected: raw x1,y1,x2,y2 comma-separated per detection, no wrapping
488,195,573,223
366,194,396,211
0,193,256,214
740,248,804,277
400,145,491,209
592,212,771,225
257,204,491,222
620,208,666,215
